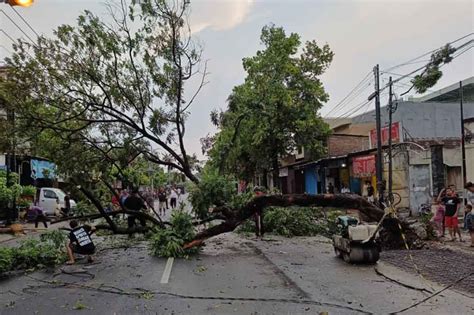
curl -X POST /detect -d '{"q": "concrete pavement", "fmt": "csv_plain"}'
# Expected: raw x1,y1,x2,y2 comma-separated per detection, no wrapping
1,232,472,314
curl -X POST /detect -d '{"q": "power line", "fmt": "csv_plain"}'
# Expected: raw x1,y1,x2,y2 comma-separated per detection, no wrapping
0,9,35,44
325,80,373,118
381,32,473,73
10,5,40,38
0,29,17,45
323,71,372,118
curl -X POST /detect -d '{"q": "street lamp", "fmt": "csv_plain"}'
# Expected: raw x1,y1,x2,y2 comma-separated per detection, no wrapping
2,0,34,7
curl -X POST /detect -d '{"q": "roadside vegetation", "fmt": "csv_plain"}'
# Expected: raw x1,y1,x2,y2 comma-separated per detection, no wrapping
0,230,67,275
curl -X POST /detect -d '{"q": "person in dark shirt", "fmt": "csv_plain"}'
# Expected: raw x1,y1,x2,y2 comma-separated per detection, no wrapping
366,182,375,203
158,188,167,216
64,193,71,215
66,220,95,264
438,187,462,242
124,188,147,229
30,204,48,228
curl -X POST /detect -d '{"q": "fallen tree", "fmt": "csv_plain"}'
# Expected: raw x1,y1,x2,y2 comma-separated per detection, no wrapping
0,0,424,255
184,193,384,249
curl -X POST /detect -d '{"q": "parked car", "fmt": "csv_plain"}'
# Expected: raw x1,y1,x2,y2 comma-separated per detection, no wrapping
37,188,76,216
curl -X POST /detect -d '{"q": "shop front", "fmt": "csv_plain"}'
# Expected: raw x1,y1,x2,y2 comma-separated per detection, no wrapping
350,154,377,196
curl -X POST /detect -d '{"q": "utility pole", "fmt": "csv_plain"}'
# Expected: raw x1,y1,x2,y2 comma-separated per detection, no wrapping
387,77,394,200
460,81,467,193
373,65,384,203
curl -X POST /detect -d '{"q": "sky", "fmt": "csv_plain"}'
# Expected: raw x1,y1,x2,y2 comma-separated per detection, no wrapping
1,0,473,159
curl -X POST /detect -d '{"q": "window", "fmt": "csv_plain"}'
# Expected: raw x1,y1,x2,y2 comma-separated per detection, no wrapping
43,190,57,199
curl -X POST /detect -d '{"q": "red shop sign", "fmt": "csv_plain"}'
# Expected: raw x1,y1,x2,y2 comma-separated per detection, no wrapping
370,121,400,148
352,155,376,178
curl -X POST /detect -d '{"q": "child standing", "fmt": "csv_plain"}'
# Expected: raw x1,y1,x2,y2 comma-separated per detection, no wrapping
465,204,474,247
431,201,445,237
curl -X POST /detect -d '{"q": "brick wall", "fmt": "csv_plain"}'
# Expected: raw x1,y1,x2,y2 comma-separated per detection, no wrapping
327,135,370,157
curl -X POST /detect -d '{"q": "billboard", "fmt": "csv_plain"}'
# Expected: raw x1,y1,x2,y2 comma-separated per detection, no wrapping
369,121,401,148
352,155,376,178
31,159,56,179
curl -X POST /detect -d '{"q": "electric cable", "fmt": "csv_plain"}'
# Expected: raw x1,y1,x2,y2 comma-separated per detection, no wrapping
10,5,40,38
0,9,36,44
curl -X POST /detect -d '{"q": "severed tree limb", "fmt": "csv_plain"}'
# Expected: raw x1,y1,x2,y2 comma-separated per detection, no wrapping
184,194,384,249
75,183,118,233
50,209,164,227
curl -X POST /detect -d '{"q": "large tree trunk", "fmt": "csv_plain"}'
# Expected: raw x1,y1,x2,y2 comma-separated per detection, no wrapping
184,193,384,249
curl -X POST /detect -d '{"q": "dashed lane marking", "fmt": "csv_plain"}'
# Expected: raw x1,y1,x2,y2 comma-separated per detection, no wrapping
160,257,174,284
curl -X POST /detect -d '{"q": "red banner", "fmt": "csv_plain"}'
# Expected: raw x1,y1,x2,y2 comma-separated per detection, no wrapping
352,155,376,178
370,122,400,148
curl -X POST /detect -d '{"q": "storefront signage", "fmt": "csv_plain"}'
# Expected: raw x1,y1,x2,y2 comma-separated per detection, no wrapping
369,121,401,148
352,155,376,178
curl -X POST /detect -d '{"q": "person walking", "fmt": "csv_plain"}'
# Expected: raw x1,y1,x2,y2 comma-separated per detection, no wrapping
124,189,147,229
170,187,178,209
158,188,167,216
438,187,462,242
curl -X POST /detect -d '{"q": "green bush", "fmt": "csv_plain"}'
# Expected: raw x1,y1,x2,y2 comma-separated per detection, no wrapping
21,185,36,197
0,248,14,274
148,210,199,258
0,230,67,274
0,176,21,209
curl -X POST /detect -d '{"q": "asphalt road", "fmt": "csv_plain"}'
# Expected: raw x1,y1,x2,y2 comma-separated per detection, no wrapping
1,231,473,315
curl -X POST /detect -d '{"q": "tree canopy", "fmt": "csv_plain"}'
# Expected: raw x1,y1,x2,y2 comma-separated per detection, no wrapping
206,25,333,186
0,0,205,184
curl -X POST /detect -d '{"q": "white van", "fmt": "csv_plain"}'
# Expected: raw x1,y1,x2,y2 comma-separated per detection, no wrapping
37,188,77,216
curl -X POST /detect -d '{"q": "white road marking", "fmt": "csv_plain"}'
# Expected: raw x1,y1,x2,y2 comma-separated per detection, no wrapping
160,257,174,284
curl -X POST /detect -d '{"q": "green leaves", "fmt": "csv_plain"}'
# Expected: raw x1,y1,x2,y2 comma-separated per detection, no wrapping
0,231,68,274
148,210,199,258
208,25,332,181
189,168,236,219
411,44,456,94
0,0,202,187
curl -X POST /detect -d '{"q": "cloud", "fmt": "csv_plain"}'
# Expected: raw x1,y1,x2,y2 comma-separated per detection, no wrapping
189,0,255,33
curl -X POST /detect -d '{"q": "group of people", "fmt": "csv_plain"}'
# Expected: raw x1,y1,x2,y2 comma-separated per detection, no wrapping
326,181,374,201
110,185,183,226
431,182,474,247
157,186,181,216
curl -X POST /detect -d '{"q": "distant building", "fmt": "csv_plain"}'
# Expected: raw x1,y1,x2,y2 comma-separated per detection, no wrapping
277,77,474,215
